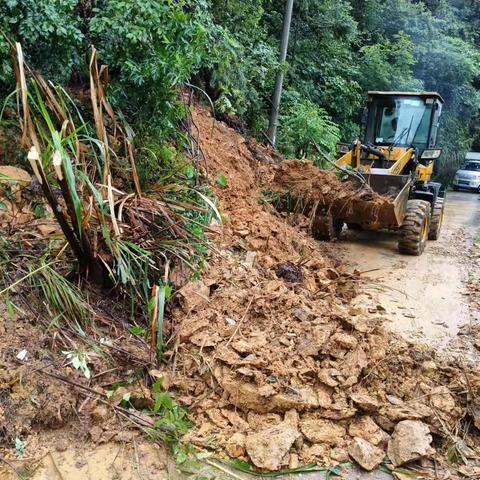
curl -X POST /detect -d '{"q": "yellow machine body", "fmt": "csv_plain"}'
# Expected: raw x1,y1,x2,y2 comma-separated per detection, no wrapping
336,146,433,182
331,91,444,231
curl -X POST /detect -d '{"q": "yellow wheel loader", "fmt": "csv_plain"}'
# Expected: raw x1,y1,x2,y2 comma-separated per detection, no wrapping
315,91,445,255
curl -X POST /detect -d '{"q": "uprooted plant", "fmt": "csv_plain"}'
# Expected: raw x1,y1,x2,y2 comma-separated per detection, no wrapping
0,42,220,359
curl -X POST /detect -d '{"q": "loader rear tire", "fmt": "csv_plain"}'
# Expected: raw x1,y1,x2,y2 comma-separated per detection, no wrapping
312,213,343,241
428,197,444,240
398,200,431,256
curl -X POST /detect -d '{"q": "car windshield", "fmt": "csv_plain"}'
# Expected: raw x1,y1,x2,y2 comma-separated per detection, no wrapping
373,97,433,147
463,162,480,171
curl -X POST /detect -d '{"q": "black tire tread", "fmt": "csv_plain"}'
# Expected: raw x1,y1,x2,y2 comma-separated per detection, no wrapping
428,198,444,240
398,200,431,255
312,214,343,241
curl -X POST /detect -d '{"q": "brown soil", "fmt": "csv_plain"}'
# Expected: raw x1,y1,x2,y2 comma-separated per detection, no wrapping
1,433,181,480
270,160,393,223
168,108,480,472
272,159,379,202
0,298,155,479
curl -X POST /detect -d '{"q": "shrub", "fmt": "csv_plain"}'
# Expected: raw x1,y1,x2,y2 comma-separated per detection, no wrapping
0,0,83,93
279,94,341,160
89,0,206,130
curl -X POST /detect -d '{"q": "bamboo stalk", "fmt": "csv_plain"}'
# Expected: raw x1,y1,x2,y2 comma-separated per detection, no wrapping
36,165,86,269
55,154,105,284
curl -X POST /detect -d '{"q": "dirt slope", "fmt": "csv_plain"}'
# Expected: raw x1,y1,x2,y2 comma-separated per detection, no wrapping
170,108,480,473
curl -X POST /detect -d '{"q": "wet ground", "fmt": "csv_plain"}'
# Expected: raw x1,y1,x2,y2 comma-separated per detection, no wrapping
341,191,480,348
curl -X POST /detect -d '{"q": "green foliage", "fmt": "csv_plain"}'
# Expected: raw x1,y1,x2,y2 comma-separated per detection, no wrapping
193,0,277,131
151,379,191,442
358,33,423,91
215,173,228,188
0,1,207,136
35,260,92,327
89,0,206,129
228,458,345,477
1,0,480,186
279,95,341,159
62,349,92,379
129,325,146,335
0,0,83,91
15,437,25,457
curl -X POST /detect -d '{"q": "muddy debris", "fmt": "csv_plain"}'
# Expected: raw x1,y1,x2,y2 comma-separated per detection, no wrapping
167,108,480,473
3,106,478,476
275,261,304,283
270,159,393,226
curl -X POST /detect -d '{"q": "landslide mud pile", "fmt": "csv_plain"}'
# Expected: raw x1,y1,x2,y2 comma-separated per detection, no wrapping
272,159,377,202
169,108,480,473
271,160,394,224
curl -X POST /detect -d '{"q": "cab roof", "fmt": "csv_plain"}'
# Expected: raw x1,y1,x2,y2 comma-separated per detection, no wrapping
368,91,445,103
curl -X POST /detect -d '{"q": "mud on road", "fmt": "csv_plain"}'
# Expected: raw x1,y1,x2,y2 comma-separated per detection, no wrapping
341,191,480,352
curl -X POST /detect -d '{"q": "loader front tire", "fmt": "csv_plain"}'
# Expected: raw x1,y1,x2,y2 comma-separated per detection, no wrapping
312,213,343,241
428,197,444,240
398,200,431,256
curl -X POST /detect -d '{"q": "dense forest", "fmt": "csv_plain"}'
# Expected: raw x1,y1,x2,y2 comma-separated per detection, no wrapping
1,0,480,182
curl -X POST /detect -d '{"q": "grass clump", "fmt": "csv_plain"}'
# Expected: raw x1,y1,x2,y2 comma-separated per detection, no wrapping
0,43,220,353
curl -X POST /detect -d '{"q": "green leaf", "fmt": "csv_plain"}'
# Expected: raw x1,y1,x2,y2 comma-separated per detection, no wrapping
228,458,330,477
216,173,228,188
129,326,146,335
154,392,173,412
15,437,25,457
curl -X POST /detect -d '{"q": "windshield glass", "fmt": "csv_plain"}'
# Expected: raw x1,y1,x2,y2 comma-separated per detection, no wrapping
463,162,480,171
373,97,433,147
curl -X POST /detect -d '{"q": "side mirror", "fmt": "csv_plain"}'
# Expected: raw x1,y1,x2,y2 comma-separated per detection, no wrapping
336,143,350,155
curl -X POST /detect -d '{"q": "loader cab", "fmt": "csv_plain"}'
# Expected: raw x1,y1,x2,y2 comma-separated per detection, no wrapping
364,91,444,155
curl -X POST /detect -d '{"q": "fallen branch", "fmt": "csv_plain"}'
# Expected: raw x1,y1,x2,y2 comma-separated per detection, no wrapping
313,143,370,188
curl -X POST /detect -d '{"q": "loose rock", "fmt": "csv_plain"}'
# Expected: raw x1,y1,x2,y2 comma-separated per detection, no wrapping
226,432,246,458
245,422,300,470
348,437,385,471
348,416,389,447
387,420,434,467
299,417,346,445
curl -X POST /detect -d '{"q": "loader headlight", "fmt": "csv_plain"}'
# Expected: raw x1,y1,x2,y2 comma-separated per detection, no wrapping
421,149,442,160
336,143,350,154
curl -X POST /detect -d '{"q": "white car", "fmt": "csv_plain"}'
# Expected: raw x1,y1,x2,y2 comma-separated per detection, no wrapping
453,158,480,192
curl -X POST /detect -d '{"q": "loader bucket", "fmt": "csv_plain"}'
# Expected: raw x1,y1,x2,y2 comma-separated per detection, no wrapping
335,174,411,228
